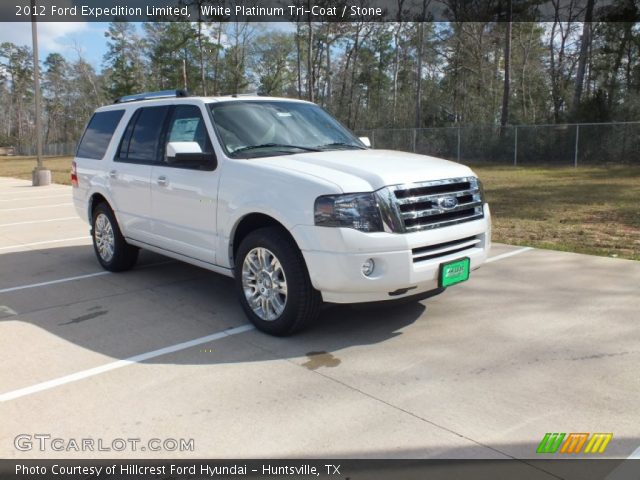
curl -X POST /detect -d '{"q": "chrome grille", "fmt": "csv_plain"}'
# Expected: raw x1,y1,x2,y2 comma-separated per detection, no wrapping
389,177,484,232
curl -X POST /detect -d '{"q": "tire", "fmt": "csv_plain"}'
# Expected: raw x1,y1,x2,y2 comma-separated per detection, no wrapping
91,203,139,272
235,227,321,336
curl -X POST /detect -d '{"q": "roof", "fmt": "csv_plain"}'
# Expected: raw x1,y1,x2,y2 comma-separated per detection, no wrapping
112,89,310,104
97,91,312,112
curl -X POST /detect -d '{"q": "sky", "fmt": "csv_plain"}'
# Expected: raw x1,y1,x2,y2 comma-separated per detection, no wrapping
0,22,296,73
0,22,109,69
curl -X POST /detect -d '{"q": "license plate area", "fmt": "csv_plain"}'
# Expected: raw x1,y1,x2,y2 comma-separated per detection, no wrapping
439,257,470,287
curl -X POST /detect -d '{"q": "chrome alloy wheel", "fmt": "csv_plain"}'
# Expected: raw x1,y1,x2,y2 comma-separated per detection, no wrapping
242,247,288,321
94,213,115,263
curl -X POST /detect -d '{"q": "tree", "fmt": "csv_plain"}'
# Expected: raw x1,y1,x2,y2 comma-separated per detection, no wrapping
500,1,512,128
43,53,69,144
2,17,640,155
0,42,33,146
217,22,255,94
69,57,105,137
572,0,595,115
253,33,296,96
143,22,201,92
547,0,581,122
103,22,145,99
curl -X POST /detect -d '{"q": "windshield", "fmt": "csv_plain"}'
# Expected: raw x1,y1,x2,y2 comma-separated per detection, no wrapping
208,100,365,158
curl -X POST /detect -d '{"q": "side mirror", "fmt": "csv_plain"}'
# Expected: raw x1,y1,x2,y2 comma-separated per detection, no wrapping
166,141,217,170
359,136,372,148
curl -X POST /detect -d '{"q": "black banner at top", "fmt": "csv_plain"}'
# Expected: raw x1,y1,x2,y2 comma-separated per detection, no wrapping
3,0,640,22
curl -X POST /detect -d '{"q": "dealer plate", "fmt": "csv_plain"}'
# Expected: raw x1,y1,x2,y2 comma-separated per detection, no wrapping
439,257,470,287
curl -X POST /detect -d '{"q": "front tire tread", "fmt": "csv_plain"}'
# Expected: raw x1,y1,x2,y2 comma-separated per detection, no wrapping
235,227,321,336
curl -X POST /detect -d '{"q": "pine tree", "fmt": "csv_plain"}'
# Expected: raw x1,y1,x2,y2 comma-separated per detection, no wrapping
103,22,145,99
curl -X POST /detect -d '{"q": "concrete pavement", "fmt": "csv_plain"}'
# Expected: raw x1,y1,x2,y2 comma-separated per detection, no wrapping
0,177,638,463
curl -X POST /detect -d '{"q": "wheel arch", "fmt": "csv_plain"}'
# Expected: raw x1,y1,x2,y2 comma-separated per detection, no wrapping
230,213,300,268
88,192,111,223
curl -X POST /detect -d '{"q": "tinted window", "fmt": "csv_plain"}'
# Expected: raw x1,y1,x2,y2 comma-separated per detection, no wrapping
76,110,124,160
165,105,213,155
117,110,139,160
118,106,169,163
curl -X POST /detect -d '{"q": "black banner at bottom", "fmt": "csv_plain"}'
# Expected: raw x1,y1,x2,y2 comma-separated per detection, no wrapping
2,459,640,480
1,459,640,480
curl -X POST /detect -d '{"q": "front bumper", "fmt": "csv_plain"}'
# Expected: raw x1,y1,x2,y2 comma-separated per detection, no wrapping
292,204,491,303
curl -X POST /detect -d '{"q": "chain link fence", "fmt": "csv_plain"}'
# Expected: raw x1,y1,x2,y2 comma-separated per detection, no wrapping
356,122,640,167
16,142,77,157
8,122,640,165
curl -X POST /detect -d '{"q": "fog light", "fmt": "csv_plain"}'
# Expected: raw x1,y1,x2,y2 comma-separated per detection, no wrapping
361,258,375,276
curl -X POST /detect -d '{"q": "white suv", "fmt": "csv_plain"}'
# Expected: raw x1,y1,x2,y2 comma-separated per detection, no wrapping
72,90,491,335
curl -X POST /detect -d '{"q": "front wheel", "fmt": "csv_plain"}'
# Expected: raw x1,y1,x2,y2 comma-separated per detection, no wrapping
92,203,139,272
235,227,321,336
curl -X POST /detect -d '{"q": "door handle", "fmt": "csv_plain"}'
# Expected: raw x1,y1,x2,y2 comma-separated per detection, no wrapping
157,176,168,187
108,170,117,179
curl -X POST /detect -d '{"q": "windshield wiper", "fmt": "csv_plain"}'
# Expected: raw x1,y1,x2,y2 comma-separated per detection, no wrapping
232,143,321,154
315,142,366,150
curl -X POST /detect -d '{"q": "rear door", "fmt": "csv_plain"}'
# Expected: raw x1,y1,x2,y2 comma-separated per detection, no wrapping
74,109,125,216
150,104,220,264
109,105,170,244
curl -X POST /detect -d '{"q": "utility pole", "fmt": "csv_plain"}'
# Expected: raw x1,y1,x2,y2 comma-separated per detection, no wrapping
31,0,51,186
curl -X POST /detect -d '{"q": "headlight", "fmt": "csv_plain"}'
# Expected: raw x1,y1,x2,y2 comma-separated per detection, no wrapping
476,178,485,201
314,192,383,232
471,177,485,203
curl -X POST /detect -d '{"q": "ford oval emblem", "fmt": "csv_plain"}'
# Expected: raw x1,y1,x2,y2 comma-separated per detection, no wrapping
438,196,458,210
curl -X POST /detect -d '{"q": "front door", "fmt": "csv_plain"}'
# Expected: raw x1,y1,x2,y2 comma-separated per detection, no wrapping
150,104,219,264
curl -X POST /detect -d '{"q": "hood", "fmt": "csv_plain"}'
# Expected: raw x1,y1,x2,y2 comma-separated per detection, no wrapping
254,149,475,192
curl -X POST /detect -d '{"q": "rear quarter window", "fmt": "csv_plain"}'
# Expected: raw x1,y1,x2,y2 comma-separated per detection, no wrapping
76,110,125,160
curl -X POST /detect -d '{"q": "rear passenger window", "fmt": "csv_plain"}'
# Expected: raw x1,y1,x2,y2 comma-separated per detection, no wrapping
117,106,170,163
76,110,124,160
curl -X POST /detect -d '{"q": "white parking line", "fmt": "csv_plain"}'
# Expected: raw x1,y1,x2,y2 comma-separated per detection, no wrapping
0,271,110,293
486,247,533,263
0,203,73,212
0,195,69,202
0,245,531,402
0,217,77,227
0,324,256,402
0,188,70,195
0,236,90,252
0,260,175,294
0,190,70,196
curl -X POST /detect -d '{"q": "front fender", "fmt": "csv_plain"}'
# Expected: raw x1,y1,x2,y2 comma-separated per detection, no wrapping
216,160,342,269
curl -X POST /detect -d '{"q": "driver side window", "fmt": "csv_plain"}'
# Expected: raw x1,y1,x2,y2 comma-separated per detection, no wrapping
164,105,213,160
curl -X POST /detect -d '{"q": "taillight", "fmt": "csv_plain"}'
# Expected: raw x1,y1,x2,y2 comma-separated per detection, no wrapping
71,161,78,187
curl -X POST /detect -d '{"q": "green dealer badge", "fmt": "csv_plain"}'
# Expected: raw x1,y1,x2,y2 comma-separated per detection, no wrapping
439,257,471,287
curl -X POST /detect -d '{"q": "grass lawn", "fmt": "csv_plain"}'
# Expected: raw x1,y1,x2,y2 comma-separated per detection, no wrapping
473,165,640,261
1,156,638,261
0,155,73,185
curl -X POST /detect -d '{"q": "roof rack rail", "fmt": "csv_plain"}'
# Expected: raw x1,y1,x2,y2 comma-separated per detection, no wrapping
114,89,190,104
221,91,265,98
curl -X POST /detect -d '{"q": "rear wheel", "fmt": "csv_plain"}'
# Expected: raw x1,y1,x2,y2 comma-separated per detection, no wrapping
92,203,138,272
235,227,321,335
